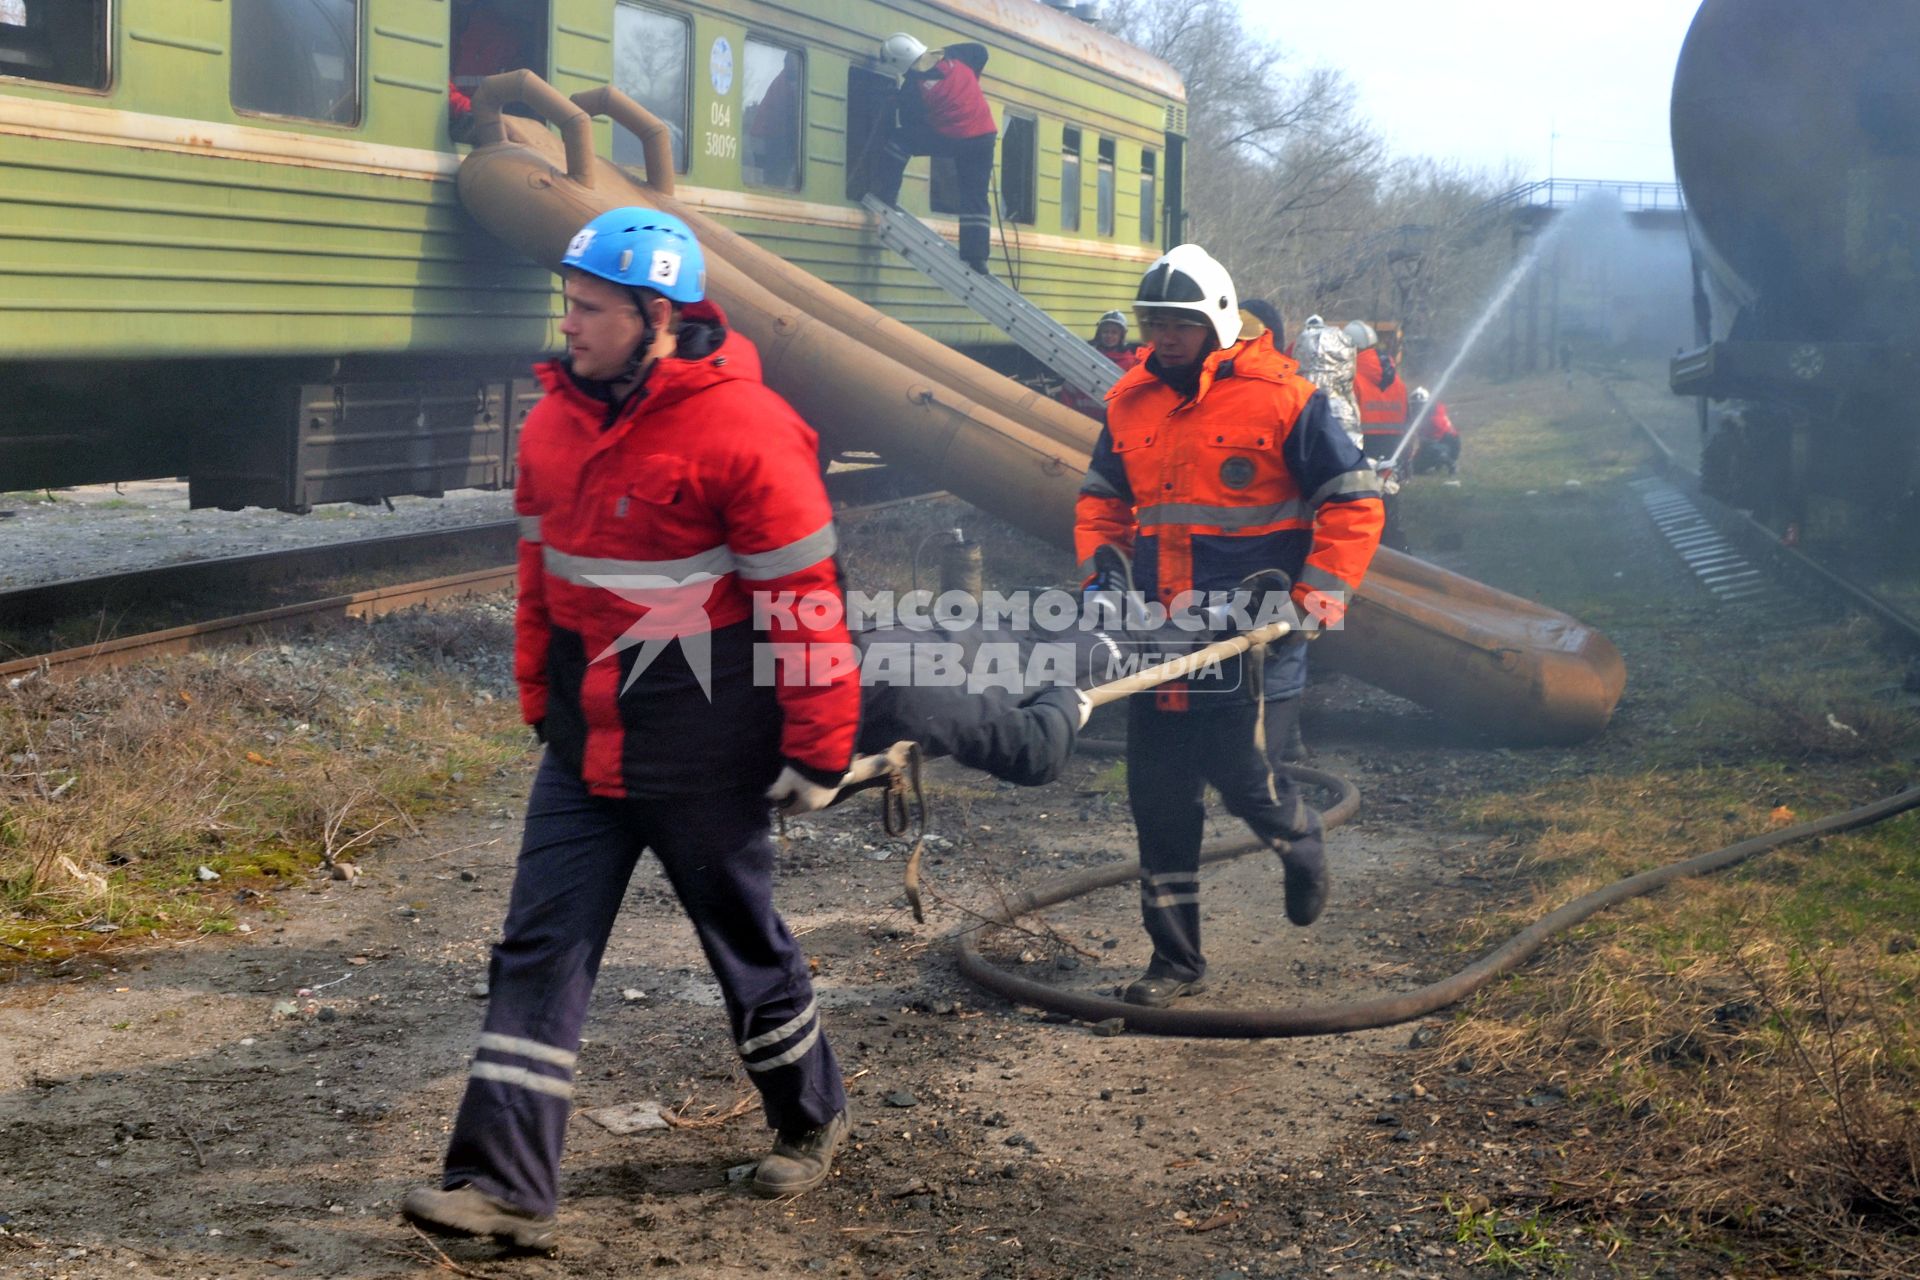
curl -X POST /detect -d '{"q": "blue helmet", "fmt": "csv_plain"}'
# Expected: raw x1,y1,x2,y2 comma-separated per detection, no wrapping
560,207,706,305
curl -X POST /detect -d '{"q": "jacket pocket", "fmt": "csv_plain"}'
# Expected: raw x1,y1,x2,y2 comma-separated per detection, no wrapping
621,454,688,507
1198,421,1274,451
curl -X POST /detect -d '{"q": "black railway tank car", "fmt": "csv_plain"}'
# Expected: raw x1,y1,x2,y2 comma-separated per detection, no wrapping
1669,0,1920,535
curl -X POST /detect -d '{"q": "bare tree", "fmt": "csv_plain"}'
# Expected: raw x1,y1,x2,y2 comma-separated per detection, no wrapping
1103,0,1520,367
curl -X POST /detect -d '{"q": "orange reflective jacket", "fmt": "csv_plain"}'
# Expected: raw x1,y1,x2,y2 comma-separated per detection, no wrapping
1355,348,1408,427
1074,332,1385,707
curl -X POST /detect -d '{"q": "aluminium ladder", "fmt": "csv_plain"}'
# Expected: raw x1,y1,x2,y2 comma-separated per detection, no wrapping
859,195,1122,403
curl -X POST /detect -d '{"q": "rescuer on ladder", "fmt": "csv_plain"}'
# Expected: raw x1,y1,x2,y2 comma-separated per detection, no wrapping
1076,245,1386,1008
866,33,998,274
403,208,860,1249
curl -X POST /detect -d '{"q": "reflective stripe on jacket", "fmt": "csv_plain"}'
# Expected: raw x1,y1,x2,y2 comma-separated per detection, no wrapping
1355,347,1408,427
1072,330,1385,707
514,302,859,798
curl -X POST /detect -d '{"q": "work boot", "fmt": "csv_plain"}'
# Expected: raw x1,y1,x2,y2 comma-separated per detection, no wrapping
1273,832,1328,926
752,1108,851,1199
401,1184,557,1252
1121,973,1208,1008
1280,713,1308,763
965,257,991,275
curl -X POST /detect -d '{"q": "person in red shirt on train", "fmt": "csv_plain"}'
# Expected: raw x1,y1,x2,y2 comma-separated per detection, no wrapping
866,36,998,274
403,209,860,1251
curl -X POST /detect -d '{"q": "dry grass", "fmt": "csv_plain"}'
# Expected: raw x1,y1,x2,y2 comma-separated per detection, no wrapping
0,604,528,961
1394,371,1920,1274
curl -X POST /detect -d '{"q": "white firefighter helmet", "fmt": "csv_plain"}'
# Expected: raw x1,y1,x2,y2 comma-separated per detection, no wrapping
1133,244,1241,349
878,32,928,77
1098,309,1129,332
1342,320,1378,350
1303,314,1325,328
1410,386,1431,404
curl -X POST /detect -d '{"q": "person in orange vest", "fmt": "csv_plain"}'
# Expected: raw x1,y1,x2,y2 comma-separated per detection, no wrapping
866,38,998,274
1075,244,1385,1008
1351,325,1410,462
1057,310,1141,418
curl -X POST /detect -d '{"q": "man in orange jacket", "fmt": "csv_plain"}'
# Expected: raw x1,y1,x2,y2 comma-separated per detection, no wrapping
1075,244,1385,1007
404,210,860,1249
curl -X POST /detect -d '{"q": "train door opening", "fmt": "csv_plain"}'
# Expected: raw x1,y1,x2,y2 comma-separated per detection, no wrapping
1163,133,1185,248
0,0,109,90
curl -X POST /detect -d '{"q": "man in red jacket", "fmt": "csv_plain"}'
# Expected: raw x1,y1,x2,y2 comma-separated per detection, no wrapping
866,40,997,274
403,209,860,1249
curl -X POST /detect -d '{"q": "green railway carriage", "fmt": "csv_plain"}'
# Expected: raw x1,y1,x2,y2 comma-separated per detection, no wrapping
0,0,1184,510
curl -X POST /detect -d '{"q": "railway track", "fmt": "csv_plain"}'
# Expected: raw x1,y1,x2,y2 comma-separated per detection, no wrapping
1606,381,1920,657
2,490,954,682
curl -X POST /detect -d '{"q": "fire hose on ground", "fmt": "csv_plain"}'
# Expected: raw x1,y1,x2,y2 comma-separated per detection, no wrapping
841,623,1920,1038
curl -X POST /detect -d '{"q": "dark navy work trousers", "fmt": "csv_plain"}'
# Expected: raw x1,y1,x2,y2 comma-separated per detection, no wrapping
1126,696,1321,983
441,752,846,1215
868,125,996,268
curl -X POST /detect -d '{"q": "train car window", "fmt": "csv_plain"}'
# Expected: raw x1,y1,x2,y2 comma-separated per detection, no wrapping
451,1,546,97
1140,149,1157,244
613,3,689,172
232,0,361,125
844,67,893,202
742,38,802,190
0,0,110,91
1060,127,1082,234
1000,114,1036,225
1096,136,1115,237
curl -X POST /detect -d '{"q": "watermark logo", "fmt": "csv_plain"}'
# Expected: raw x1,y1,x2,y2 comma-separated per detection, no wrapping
583,572,722,696
575,584,1343,698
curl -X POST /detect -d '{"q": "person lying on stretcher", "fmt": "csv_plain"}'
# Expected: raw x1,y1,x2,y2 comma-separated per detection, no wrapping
820,576,1306,797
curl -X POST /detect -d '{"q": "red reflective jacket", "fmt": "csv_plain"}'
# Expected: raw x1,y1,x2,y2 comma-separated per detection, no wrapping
917,59,996,139
514,303,858,798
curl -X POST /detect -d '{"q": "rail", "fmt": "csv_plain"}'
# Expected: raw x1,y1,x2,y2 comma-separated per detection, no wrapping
1480,178,1685,216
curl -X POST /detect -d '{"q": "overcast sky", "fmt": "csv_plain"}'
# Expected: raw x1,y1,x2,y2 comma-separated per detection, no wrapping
1249,0,1703,186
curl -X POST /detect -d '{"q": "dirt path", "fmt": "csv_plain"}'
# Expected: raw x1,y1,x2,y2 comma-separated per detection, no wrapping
0,704,1536,1280
2,370,1736,1279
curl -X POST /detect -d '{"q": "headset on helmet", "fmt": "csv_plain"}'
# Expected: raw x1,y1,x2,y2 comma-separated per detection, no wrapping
561,207,706,305
1132,243,1240,350
879,32,928,77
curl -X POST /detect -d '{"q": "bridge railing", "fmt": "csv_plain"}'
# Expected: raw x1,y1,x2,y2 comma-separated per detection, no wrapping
1482,178,1686,216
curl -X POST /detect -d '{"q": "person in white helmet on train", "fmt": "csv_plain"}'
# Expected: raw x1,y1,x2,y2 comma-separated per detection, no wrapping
865,33,998,274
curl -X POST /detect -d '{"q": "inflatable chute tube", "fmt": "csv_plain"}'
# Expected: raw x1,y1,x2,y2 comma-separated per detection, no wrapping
456,91,1624,744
